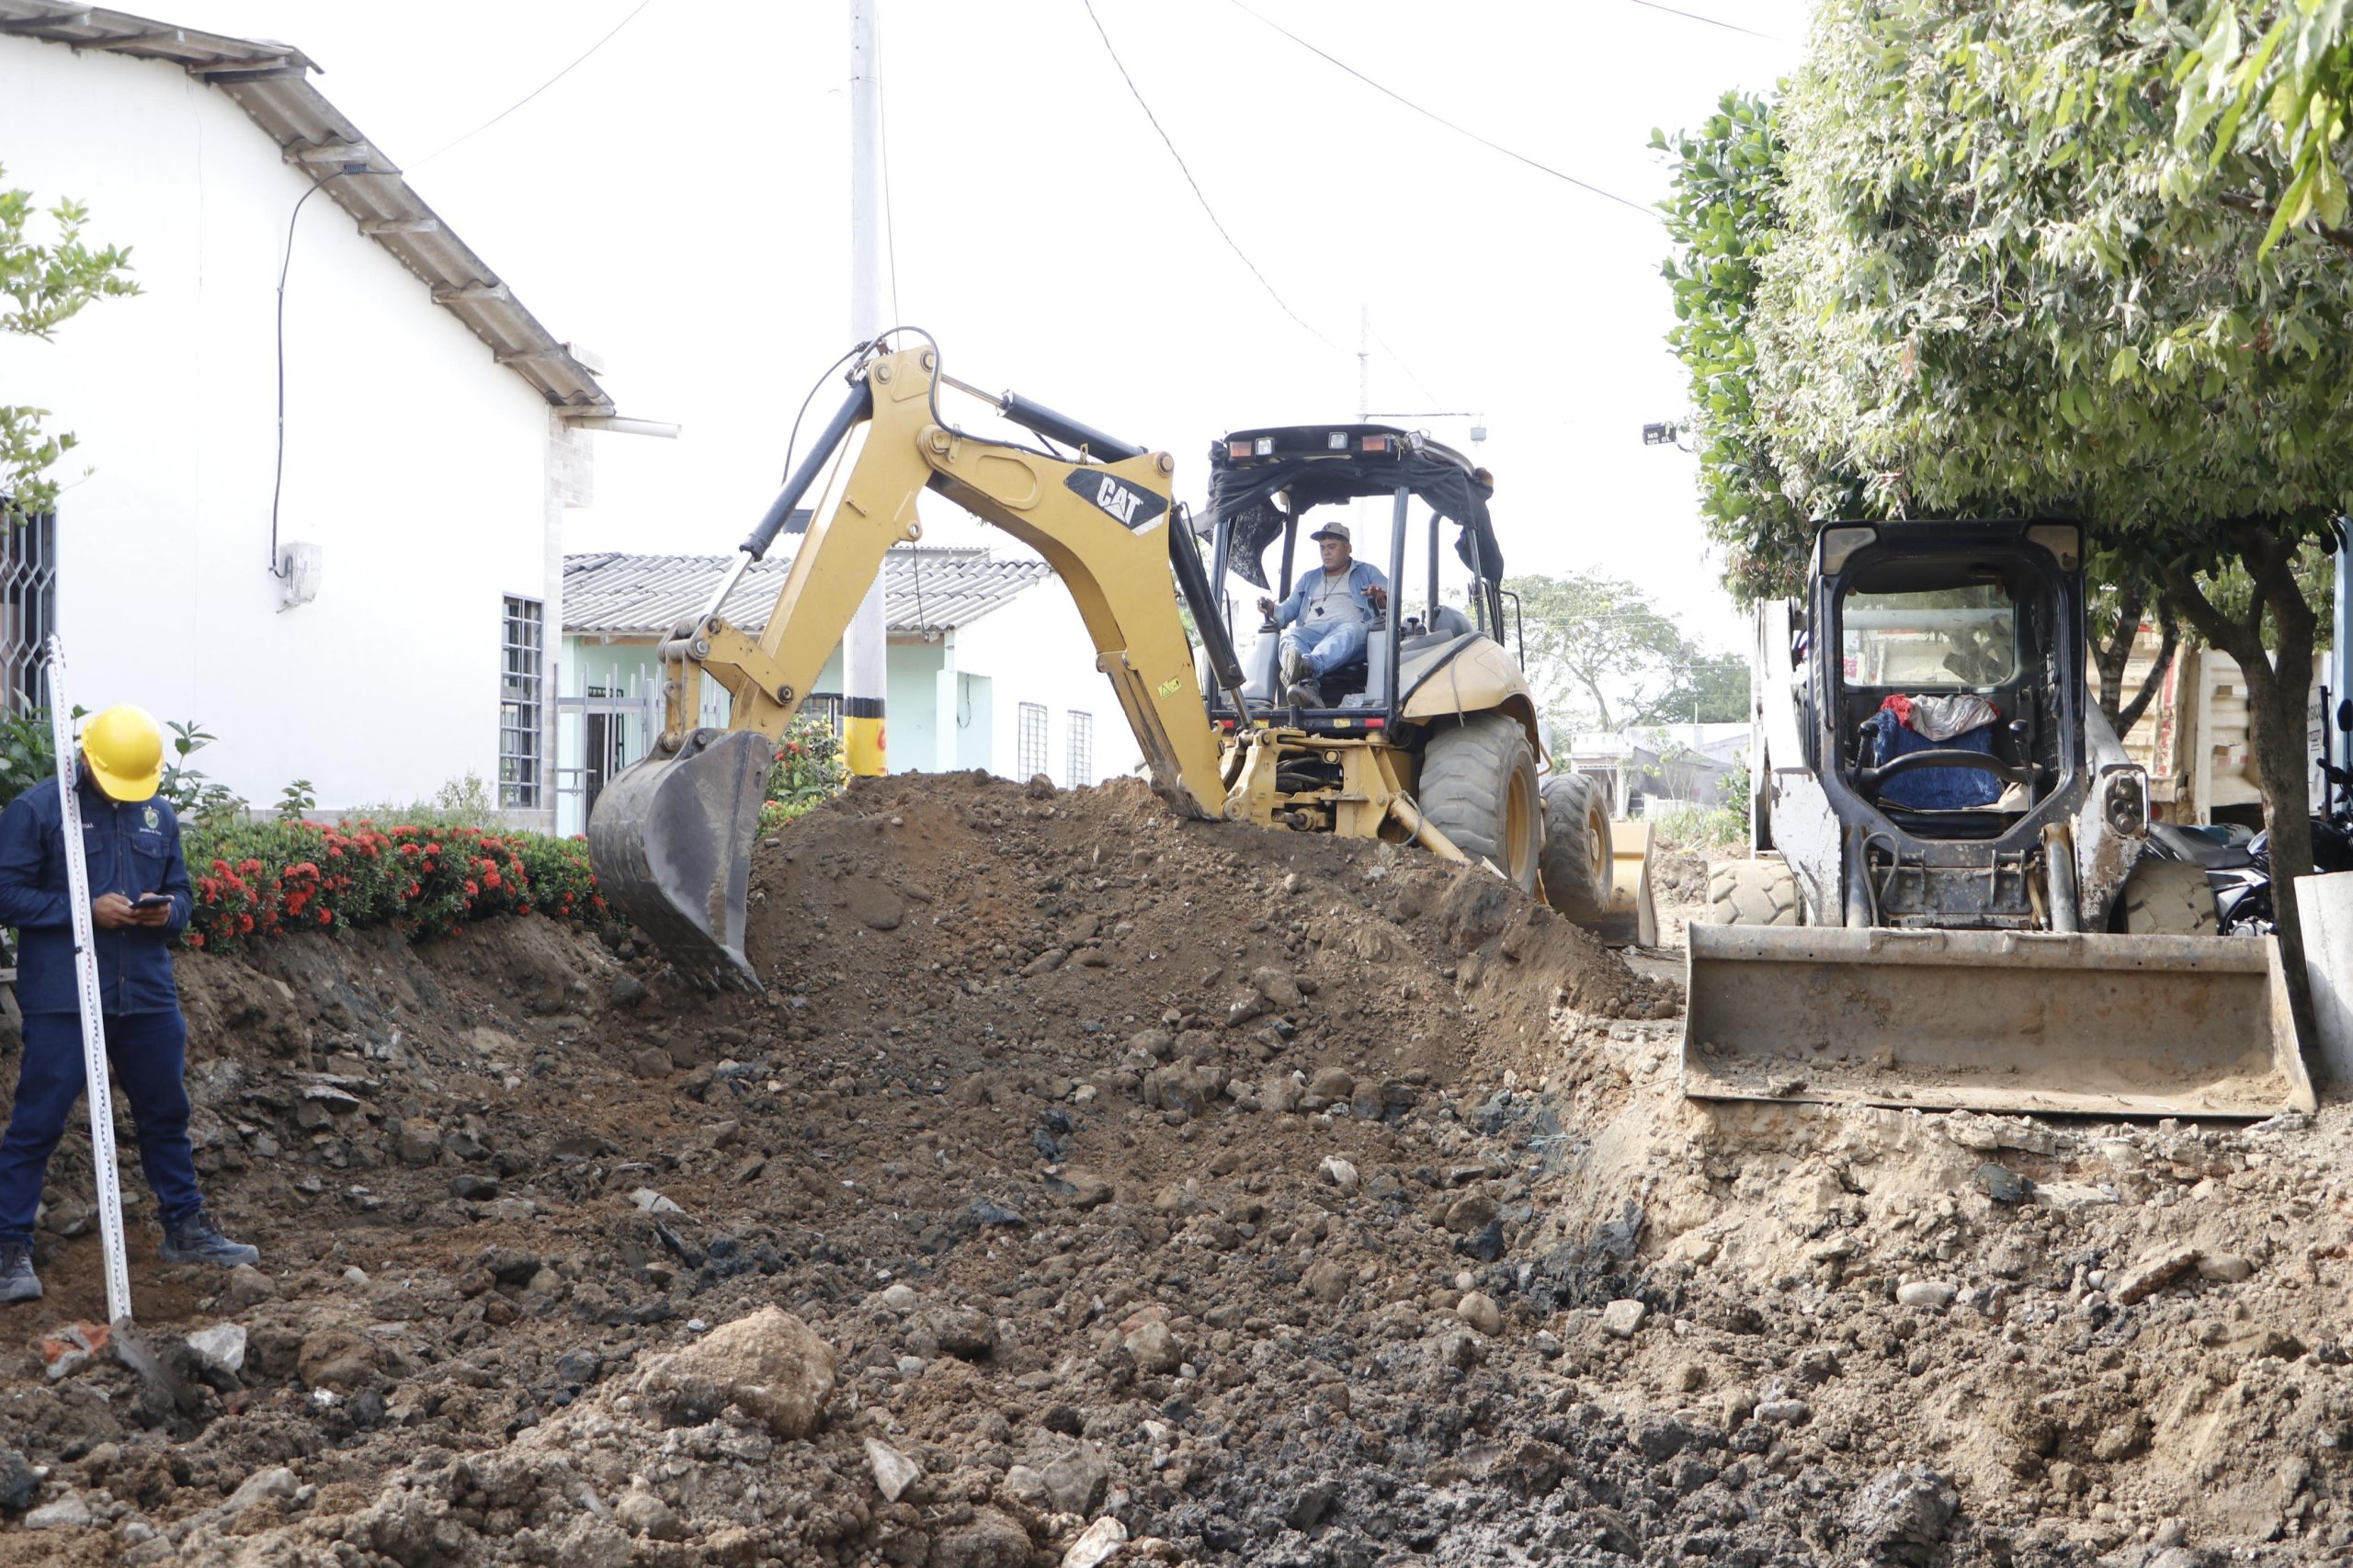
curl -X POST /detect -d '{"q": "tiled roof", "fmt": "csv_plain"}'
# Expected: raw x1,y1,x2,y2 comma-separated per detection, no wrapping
563,550,1052,636
0,1,612,415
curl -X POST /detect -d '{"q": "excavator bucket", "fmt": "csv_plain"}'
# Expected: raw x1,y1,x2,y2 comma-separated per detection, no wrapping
1586,820,1659,947
1682,926,2315,1118
587,730,774,981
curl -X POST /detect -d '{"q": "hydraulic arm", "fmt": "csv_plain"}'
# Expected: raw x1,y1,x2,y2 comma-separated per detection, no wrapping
588,343,1233,976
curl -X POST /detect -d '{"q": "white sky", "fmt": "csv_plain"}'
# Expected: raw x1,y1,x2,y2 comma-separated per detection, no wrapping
151,0,1810,650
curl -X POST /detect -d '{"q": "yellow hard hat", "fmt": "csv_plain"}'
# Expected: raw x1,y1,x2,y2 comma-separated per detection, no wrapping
83,705,165,802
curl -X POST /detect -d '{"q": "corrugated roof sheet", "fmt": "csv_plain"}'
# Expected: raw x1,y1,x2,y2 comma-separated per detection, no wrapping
563,551,1053,636
0,1,613,415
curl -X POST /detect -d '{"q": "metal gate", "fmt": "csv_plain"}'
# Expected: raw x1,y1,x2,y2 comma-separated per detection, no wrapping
556,685,660,831
0,515,59,712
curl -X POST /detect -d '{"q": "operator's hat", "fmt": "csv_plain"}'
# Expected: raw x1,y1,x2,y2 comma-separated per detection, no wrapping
1309,518,1351,544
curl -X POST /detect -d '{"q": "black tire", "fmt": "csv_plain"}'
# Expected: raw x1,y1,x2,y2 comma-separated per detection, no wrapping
1416,714,1540,892
2117,856,2219,936
1708,858,1801,926
1538,771,1614,923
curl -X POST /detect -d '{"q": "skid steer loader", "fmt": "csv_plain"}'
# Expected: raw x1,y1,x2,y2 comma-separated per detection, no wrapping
586,336,1650,978
1685,520,2313,1118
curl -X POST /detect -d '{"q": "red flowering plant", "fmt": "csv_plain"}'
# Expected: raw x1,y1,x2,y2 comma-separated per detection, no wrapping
177,818,616,952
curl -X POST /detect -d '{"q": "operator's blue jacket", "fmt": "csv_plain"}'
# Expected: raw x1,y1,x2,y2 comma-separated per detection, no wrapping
0,774,192,1016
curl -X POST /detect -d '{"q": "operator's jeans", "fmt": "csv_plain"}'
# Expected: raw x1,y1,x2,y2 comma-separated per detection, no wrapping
1280,618,1370,676
0,1010,201,1247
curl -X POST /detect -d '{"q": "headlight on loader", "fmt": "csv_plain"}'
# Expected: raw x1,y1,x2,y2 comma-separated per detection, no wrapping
2104,770,2148,835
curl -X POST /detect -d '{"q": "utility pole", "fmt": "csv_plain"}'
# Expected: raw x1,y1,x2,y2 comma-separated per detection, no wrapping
1357,304,1370,423
843,0,889,777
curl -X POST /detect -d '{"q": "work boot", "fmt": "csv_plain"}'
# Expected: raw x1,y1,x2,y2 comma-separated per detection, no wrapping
1279,644,1310,685
0,1244,40,1304
158,1210,259,1268
1285,679,1324,710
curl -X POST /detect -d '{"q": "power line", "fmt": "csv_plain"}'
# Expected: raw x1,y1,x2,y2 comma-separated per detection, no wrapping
410,0,662,169
1625,0,1788,43
1081,0,1340,349
1367,323,1443,408
1222,0,1658,219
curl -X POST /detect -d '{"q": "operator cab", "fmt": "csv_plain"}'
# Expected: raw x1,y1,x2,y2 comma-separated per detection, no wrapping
1812,522,2082,844
1199,425,1516,733
1794,519,2092,928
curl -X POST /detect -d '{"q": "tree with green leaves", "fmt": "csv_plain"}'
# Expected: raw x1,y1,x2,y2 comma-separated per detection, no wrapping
1664,0,2348,1031
1639,649,1749,729
2,166,139,524
1653,92,1833,604
1501,571,1741,739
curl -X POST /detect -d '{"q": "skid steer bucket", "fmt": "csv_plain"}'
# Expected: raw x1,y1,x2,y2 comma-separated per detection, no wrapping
1586,820,1658,947
587,730,774,981
1682,926,2314,1118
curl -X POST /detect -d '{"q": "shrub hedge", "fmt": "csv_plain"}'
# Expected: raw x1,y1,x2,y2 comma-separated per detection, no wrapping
181,820,608,953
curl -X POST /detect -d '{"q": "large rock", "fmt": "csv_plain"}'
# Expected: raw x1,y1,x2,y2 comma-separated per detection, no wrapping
1848,1465,1959,1565
187,1323,248,1376
1040,1442,1108,1516
297,1328,377,1392
865,1437,921,1503
930,1507,1032,1568
1063,1517,1129,1568
628,1306,837,1437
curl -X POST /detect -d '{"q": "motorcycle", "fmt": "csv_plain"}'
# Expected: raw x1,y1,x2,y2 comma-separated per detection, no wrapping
2143,694,2353,936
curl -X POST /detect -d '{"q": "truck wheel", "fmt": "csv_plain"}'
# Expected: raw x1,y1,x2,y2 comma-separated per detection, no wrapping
1417,714,1540,892
2117,857,2218,936
1537,772,1613,923
1708,858,1801,926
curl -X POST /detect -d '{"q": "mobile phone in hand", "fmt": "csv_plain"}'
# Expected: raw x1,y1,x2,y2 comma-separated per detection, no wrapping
130,893,174,910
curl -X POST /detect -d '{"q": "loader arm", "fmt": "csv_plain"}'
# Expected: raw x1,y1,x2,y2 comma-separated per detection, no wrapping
590,344,1228,976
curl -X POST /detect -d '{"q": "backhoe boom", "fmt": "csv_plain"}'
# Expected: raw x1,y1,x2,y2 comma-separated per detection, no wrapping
588,346,1226,975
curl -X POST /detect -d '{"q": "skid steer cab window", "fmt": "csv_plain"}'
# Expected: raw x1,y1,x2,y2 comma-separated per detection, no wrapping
1840,584,2016,688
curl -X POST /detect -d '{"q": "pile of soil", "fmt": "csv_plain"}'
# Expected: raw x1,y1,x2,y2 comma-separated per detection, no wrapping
0,771,2346,1567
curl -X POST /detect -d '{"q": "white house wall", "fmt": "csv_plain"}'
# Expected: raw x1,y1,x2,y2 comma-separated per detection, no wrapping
0,44,563,816
950,585,1131,787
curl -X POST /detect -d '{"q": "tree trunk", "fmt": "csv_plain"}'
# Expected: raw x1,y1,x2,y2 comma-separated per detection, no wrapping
2092,579,2181,741
1572,669,1617,734
2093,579,2143,728
2115,603,2179,739
2163,523,2321,1047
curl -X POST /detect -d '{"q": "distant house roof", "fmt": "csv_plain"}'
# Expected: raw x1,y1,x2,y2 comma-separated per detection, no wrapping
0,1,612,416
563,550,1054,637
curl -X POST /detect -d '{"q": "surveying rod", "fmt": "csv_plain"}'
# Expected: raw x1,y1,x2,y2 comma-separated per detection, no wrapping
41,640,134,1325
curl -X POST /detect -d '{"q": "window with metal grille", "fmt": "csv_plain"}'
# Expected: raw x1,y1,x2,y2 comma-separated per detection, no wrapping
1017,702,1048,779
1066,710,1093,785
0,514,59,713
803,692,847,736
499,597,544,808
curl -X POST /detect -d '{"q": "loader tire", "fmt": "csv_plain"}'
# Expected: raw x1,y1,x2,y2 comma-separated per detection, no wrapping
1537,771,1613,924
1708,857,1801,926
1416,713,1540,893
2117,856,2219,936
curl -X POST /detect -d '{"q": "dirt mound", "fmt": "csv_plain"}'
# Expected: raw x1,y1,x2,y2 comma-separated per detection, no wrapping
0,781,2347,1565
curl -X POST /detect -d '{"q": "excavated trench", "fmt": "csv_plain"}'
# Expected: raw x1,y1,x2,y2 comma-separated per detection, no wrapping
0,772,2345,1566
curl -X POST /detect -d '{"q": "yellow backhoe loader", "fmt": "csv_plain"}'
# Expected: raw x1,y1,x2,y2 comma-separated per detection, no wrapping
587,337,1653,976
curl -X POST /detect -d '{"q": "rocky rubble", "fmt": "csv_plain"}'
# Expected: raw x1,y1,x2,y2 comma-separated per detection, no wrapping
0,773,2342,1566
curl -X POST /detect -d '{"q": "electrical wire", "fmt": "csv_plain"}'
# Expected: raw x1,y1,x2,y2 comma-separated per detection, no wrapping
409,0,662,169
270,168,358,577
778,342,874,484
1625,0,1788,42
1222,0,1658,218
1367,323,1444,409
1080,0,1341,350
